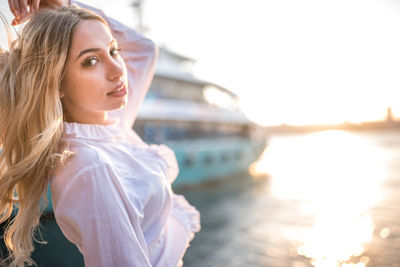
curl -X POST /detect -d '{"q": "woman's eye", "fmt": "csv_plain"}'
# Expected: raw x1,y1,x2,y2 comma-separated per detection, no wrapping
82,57,98,67
110,47,122,56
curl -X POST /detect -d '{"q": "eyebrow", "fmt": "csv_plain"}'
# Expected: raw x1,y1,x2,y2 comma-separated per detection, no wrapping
76,39,117,60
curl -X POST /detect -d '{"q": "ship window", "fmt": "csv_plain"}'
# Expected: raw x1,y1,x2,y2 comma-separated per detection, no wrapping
184,153,195,167
221,152,229,162
203,154,213,164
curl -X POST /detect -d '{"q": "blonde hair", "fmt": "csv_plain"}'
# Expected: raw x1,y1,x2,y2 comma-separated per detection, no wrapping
0,5,108,267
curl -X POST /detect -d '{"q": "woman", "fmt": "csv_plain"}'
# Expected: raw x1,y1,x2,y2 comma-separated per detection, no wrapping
0,1,201,266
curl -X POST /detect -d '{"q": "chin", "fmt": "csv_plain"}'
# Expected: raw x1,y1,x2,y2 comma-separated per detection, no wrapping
113,100,128,111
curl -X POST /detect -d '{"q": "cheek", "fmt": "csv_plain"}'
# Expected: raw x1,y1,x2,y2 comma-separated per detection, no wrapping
63,68,107,103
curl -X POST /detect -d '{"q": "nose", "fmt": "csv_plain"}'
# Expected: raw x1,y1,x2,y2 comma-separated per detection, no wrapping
108,59,125,81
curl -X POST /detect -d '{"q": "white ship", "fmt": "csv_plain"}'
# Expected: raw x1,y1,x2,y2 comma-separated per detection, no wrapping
133,46,268,188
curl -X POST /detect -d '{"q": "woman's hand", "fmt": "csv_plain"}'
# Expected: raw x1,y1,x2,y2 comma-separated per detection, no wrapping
8,0,70,26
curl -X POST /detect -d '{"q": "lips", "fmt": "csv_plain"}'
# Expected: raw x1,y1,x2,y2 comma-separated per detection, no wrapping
107,84,126,95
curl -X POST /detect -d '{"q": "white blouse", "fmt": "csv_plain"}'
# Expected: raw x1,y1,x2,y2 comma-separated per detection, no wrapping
49,2,201,267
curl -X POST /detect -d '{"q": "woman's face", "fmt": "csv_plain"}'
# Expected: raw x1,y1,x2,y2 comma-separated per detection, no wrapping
60,19,128,124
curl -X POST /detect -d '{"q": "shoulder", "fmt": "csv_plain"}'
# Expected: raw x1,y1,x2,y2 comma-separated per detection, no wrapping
51,143,115,194
51,144,120,211
56,144,109,176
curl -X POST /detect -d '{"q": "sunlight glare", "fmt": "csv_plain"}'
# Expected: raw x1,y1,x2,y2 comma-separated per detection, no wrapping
202,85,237,110
253,130,387,266
380,228,390,238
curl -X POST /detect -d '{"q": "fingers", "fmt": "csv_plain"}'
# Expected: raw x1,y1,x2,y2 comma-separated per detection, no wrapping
31,0,40,12
8,0,17,18
8,0,21,18
9,0,23,26
9,0,40,26
19,0,29,16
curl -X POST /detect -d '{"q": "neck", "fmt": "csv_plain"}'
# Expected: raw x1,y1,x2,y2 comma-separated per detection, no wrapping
63,110,114,125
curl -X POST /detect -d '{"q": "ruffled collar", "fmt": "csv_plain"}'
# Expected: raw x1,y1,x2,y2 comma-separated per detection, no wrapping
62,117,124,141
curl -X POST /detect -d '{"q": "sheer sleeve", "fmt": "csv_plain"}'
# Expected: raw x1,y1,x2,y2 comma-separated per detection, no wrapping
147,144,180,184
53,163,152,267
71,1,159,130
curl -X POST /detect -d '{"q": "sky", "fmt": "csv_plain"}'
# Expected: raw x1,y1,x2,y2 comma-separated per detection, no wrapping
2,0,400,126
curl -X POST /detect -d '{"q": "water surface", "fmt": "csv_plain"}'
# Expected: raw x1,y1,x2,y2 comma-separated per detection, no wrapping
181,130,400,267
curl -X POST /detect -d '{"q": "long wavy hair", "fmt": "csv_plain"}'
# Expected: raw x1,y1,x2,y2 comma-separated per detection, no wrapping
0,5,108,267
